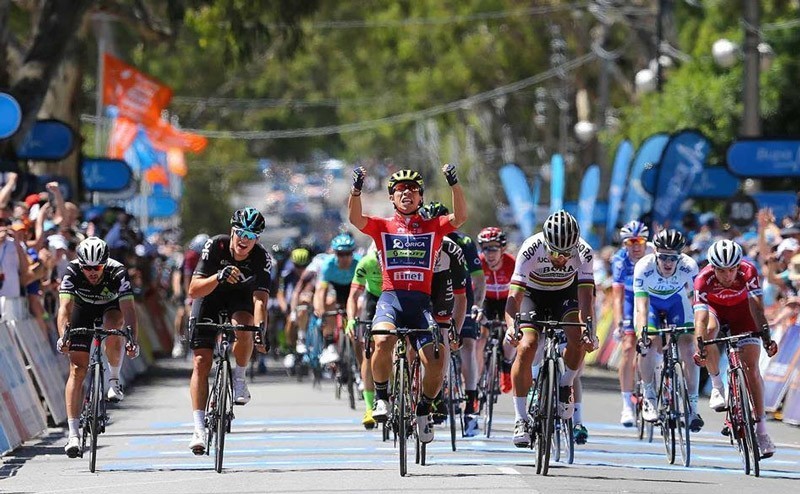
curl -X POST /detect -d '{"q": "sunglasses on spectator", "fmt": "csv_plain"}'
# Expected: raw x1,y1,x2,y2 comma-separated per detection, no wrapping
657,253,680,263
392,183,420,193
624,237,646,246
80,265,104,272
547,247,573,260
233,227,259,240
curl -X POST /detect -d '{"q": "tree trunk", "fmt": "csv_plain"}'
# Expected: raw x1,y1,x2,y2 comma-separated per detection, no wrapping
0,0,11,90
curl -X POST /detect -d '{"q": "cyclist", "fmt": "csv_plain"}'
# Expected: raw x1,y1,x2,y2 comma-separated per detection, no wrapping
281,247,311,370
633,229,703,432
477,226,517,395
57,237,139,457
346,244,383,429
314,233,360,365
348,164,467,444
421,202,476,424
505,210,597,448
611,220,653,426
693,239,779,457
186,207,271,454
289,250,331,361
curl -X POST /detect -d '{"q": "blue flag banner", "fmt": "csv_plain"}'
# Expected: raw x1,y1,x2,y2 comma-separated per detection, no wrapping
727,139,800,177
652,130,710,224
563,201,609,225
605,140,634,242
689,166,740,198
131,128,159,173
577,164,601,247
550,154,565,213
530,175,541,228
753,191,799,222
499,164,537,238
622,134,669,224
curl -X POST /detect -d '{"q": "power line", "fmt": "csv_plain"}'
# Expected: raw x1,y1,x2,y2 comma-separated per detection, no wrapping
81,52,597,140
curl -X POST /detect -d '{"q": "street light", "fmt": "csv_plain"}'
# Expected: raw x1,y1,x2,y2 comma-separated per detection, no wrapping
712,38,739,68
635,68,657,94
574,120,597,143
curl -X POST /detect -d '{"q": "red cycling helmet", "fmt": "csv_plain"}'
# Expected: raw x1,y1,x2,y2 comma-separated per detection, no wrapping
477,227,507,247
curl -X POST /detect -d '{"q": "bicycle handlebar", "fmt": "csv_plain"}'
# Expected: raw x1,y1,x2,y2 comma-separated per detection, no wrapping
66,325,133,341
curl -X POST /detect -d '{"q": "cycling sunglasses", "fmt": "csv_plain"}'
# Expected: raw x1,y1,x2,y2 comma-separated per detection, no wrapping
392,182,420,193
656,253,680,263
482,246,502,253
80,264,104,272
547,246,573,259
624,237,646,246
336,250,353,257
233,227,259,240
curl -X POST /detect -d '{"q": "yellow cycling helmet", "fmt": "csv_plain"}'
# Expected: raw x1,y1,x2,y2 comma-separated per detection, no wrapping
387,169,424,194
290,248,311,267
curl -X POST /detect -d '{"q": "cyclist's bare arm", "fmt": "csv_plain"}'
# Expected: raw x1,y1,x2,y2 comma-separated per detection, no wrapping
504,287,525,336
313,280,329,316
454,291,467,332
348,188,368,230
747,294,769,330
577,284,594,327
634,294,649,334
253,289,269,331
57,294,74,338
347,284,365,322
119,297,138,341
448,183,467,228
471,271,486,308
611,284,624,329
188,273,220,299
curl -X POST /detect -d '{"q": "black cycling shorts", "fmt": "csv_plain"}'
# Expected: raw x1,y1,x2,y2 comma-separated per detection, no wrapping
68,300,122,353
518,283,579,331
483,298,507,322
189,292,254,350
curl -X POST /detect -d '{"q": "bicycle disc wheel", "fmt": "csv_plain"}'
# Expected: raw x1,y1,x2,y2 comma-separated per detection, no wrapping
88,364,102,472
673,362,691,467
398,358,407,477
658,372,676,465
737,368,759,477
485,348,499,438
214,363,230,473
539,359,556,476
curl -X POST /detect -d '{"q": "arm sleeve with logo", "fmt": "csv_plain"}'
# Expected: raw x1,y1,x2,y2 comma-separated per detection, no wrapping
743,261,763,298
254,247,272,294
112,265,134,300
611,250,626,287
633,257,648,297
510,236,536,290
193,237,219,278
577,240,595,286
58,264,79,297
693,269,709,310
444,239,468,294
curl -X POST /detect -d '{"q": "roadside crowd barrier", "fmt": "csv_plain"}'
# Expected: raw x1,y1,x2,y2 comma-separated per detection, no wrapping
0,295,176,456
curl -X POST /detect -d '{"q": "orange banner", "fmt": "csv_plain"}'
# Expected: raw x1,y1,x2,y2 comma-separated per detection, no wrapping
167,148,187,177
103,53,172,125
145,119,207,154
106,116,138,158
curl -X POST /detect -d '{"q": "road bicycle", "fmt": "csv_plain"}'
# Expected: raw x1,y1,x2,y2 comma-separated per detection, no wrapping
639,319,693,467
64,324,134,473
515,311,589,476
476,310,507,438
365,313,441,477
318,308,357,409
697,327,772,477
442,321,465,451
193,312,262,473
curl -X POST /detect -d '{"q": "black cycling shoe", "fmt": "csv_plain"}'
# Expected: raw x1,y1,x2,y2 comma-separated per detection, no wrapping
690,414,704,433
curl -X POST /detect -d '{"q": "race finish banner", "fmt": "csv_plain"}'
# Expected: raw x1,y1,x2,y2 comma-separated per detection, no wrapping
652,130,711,224
764,324,800,412
727,139,800,177
622,133,669,224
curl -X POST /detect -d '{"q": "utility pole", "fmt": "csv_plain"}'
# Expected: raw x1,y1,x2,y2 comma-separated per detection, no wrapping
655,0,665,92
741,0,761,137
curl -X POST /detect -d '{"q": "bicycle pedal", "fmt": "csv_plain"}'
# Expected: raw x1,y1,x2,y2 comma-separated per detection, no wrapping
721,425,731,436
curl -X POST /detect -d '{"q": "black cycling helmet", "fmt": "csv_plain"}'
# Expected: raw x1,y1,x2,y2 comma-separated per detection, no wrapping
653,229,686,252
231,207,266,235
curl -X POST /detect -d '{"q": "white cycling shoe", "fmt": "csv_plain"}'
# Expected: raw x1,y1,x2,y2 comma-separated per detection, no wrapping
709,387,726,412
620,406,636,427
233,378,251,405
64,436,80,458
107,379,124,402
372,399,389,423
189,430,206,455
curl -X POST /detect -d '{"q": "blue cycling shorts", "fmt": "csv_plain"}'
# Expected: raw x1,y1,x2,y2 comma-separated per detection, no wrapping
373,290,436,350
646,292,693,330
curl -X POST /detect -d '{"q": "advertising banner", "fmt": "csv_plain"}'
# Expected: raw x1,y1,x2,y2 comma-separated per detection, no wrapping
622,133,669,223
727,139,800,177
15,120,76,162
652,130,711,224
550,154,565,214
605,140,634,242
103,53,172,125
82,158,133,192
763,324,800,412
499,164,537,238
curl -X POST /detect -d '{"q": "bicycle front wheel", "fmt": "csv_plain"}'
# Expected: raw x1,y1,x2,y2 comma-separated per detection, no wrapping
88,364,102,473
397,358,408,477
728,368,751,475
737,368,760,477
344,338,357,410
485,346,500,438
658,371,676,465
673,362,691,467
214,363,230,473
538,359,556,476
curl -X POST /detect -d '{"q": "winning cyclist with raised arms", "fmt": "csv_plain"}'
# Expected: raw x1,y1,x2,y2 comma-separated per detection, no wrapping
348,164,467,443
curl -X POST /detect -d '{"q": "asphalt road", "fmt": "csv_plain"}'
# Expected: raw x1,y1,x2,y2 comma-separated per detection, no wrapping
2,358,800,494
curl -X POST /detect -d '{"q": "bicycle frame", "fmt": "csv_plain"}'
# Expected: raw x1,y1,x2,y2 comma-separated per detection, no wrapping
698,329,765,477
66,324,132,473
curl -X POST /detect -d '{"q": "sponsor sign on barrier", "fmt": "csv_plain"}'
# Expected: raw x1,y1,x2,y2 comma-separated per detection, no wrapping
764,324,800,412
782,370,800,426
0,321,47,448
7,317,68,424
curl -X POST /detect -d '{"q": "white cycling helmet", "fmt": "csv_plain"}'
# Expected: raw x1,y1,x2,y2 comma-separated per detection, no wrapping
542,210,580,252
707,239,743,269
76,237,109,266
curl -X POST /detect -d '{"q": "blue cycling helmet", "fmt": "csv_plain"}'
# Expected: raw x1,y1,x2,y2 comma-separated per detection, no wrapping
330,233,356,252
231,207,266,235
620,220,650,241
